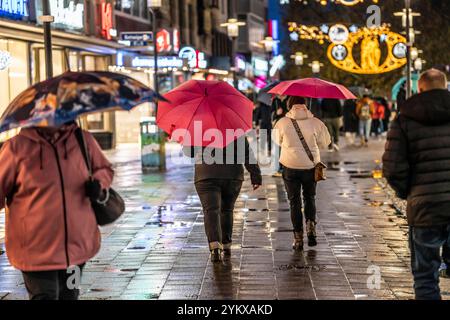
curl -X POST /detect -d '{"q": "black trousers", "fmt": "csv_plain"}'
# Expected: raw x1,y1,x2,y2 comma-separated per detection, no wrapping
22,264,85,300
282,167,317,232
195,179,243,249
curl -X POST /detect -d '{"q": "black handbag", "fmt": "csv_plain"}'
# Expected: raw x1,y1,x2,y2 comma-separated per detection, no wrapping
75,128,125,226
290,118,327,182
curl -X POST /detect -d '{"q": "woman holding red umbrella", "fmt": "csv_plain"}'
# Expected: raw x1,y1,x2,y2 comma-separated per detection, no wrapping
270,78,355,251
157,80,262,263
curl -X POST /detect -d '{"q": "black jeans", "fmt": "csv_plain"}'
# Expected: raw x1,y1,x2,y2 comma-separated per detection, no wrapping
409,225,450,300
22,264,85,300
195,179,243,250
282,167,317,232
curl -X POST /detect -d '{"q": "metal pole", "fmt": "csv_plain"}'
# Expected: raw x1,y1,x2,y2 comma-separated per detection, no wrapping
42,0,53,79
232,37,238,88
405,0,412,99
149,8,159,97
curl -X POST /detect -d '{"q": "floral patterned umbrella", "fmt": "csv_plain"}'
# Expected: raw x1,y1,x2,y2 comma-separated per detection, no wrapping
0,71,164,134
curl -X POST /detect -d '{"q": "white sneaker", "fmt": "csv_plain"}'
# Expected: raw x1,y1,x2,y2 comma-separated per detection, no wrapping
333,143,340,152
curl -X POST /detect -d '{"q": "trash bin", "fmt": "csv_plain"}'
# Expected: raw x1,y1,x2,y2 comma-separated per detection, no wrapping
140,117,166,172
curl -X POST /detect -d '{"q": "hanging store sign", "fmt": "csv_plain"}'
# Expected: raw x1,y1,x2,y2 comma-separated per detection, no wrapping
0,50,12,70
0,0,29,18
178,47,207,69
131,56,184,68
156,28,180,54
101,2,113,40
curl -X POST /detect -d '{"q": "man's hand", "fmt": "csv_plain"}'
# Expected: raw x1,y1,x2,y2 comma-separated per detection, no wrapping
253,184,261,190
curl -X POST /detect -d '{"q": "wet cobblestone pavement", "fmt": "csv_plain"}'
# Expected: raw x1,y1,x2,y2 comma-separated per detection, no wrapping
1,140,449,300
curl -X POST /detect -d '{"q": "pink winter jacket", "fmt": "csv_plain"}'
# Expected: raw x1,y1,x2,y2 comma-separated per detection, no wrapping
0,124,114,271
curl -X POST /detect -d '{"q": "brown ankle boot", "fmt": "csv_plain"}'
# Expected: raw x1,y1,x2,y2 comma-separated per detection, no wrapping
292,231,304,251
306,220,317,246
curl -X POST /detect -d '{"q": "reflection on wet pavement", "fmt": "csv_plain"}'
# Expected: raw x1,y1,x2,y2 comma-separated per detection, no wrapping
0,141,449,300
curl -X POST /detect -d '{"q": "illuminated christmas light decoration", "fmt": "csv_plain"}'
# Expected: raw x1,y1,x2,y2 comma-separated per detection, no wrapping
327,25,407,74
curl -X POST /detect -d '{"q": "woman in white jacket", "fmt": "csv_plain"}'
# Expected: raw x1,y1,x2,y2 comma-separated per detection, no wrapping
274,96,331,251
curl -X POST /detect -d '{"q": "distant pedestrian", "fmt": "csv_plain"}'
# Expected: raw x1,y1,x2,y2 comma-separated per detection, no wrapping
356,95,375,146
0,122,114,300
185,137,262,263
321,98,343,151
371,99,385,137
271,95,289,177
383,68,450,300
440,241,450,279
274,96,331,251
254,101,273,156
343,99,358,146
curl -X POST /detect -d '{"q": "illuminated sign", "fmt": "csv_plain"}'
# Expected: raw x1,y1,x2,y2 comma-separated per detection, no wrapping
50,0,84,31
269,55,286,77
155,28,181,53
328,24,349,44
101,2,113,40
0,50,11,70
327,25,406,74
178,47,207,69
132,56,184,68
0,0,28,18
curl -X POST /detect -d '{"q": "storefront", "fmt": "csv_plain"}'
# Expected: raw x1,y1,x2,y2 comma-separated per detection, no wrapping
0,0,121,146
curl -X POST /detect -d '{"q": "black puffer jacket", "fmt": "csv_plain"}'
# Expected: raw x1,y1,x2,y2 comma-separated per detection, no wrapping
383,89,450,227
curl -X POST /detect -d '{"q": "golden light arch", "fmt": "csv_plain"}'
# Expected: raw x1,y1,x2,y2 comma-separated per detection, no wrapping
326,26,407,74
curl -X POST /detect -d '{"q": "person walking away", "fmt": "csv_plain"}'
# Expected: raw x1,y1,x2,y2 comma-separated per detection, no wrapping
185,136,262,263
274,96,331,251
0,122,114,300
356,95,375,147
321,98,343,152
254,101,273,157
271,95,289,177
372,98,385,137
383,69,450,300
343,99,358,146
378,97,391,136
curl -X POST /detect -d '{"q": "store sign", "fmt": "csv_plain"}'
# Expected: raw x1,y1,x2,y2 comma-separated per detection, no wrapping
50,0,84,31
131,56,184,68
235,55,246,71
269,55,286,77
178,47,207,69
253,58,268,73
155,28,180,54
0,0,29,18
101,2,113,40
0,50,12,70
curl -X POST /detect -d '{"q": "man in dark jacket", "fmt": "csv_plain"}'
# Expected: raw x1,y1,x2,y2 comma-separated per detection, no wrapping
254,102,273,156
185,136,262,263
383,69,450,300
321,98,343,151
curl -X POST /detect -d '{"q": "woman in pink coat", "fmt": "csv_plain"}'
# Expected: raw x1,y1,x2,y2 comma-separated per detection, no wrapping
0,122,114,300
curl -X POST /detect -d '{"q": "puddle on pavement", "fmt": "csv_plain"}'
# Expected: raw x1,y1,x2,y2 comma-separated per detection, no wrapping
278,264,324,272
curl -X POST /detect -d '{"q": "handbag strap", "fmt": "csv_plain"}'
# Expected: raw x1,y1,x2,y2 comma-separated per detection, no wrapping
290,118,315,164
74,127,93,177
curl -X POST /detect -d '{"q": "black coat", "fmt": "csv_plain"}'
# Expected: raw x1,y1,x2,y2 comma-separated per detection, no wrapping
254,103,272,129
383,89,450,227
343,100,358,133
184,137,262,186
321,98,343,119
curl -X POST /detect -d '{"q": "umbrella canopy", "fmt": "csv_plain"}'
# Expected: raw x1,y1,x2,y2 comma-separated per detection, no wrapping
0,71,162,134
268,78,356,100
391,75,419,101
257,81,281,105
157,80,253,148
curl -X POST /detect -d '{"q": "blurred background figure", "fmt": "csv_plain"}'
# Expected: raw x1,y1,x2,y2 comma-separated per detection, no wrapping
321,98,343,152
356,95,376,147
271,95,289,177
254,101,273,157
343,98,359,146
372,97,386,138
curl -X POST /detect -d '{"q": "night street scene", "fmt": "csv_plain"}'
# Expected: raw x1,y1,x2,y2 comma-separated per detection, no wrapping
0,0,450,313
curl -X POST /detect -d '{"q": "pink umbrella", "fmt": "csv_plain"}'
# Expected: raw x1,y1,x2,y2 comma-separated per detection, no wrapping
156,80,253,148
268,78,357,99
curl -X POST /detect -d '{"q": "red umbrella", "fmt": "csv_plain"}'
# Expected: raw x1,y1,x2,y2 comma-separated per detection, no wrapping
157,80,253,148
268,78,356,99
